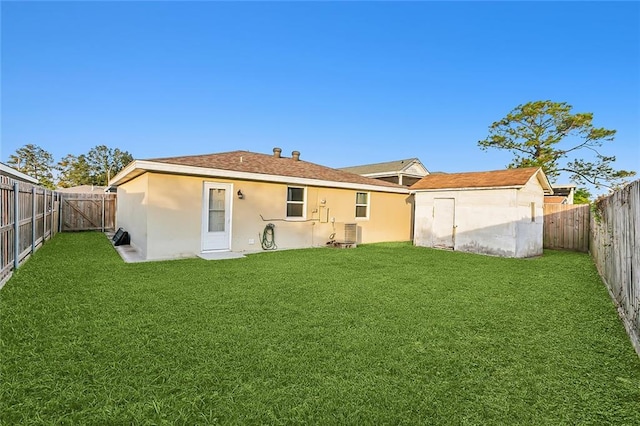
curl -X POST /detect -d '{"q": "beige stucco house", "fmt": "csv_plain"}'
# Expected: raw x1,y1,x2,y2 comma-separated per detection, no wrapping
411,167,552,258
109,148,413,261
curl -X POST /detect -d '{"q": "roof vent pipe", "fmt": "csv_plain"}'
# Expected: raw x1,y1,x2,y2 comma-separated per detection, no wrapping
292,151,300,161
273,147,282,158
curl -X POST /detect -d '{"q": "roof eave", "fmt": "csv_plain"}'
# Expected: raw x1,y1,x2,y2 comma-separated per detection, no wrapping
534,168,554,194
0,162,39,184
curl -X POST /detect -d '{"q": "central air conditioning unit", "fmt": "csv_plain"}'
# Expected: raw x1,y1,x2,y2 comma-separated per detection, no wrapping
332,223,357,249
344,223,357,244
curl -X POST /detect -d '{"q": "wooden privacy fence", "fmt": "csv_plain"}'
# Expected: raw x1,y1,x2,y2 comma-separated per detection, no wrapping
1,176,60,287
590,180,640,356
59,193,116,232
543,204,591,252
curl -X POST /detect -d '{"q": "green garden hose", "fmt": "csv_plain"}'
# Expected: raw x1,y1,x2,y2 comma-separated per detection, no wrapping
261,223,277,250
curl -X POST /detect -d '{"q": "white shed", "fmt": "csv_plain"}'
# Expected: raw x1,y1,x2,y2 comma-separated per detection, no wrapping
411,167,553,258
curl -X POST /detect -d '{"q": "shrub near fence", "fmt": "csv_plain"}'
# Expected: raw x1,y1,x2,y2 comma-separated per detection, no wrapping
0,176,59,287
591,180,640,356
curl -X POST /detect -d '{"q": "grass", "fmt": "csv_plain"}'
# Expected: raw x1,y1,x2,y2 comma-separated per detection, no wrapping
1,233,639,424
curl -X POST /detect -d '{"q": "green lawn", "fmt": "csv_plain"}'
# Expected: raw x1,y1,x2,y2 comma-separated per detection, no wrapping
1,233,639,424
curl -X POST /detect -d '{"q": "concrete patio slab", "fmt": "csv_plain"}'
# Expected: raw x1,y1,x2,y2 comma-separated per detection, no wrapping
198,251,246,260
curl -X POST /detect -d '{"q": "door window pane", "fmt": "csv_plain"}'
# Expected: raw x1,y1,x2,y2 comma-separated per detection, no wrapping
208,188,225,232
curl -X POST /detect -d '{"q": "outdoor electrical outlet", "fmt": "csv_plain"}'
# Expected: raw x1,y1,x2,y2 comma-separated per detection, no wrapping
248,239,255,245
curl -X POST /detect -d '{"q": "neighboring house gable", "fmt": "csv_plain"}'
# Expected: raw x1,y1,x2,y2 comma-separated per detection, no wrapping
411,167,552,258
110,148,413,261
548,184,576,204
339,158,429,187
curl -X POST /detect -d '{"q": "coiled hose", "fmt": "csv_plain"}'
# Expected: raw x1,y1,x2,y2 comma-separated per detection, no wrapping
261,223,277,250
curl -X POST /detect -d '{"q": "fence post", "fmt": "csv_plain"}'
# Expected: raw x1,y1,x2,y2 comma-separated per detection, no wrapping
58,193,63,233
31,187,36,253
44,190,48,238
13,182,19,269
49,190,54,239
102,195,105,232
44,189,48,237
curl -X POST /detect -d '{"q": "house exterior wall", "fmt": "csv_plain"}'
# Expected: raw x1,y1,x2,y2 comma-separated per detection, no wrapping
116,173,149,258
414,178,545,258
146,173,203,260
515,176,545,257
117,172,412,261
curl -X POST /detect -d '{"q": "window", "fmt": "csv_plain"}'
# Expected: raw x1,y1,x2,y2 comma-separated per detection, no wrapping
355,192,369,219
530,202,536,222
287,186,305,218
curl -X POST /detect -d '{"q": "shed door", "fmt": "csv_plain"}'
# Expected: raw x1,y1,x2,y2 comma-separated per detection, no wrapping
433,198,455,249
202,182,232,251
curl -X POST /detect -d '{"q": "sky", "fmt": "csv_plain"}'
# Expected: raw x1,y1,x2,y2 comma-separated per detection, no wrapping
1,1,639,192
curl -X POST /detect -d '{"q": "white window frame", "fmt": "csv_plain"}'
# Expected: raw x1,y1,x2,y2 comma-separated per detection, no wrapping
355,191,370,220
286,186,307,220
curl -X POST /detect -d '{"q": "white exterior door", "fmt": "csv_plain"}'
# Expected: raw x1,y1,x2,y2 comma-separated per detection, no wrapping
202,182,232,251
433,198,455,249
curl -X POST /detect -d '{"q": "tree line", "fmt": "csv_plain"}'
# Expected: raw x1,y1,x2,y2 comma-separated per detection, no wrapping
6,144,133,190
5,101,635,201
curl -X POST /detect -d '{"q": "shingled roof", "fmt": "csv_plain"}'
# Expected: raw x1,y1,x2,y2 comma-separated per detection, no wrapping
110,150,407,192
544,195,568,204
339,158,425,175
410,167,552,193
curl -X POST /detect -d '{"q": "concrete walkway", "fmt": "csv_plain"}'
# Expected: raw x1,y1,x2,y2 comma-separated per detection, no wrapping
105,232,246,263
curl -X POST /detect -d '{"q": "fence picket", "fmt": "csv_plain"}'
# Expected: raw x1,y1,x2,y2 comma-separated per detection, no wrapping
591,180,640,357
543,204,590,252
59,193,116,231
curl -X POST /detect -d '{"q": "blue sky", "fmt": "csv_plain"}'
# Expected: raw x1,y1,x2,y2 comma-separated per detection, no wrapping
2,1,638,190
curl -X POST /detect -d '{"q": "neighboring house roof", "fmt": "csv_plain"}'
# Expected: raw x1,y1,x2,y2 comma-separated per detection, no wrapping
550,183,576,196
0,162,38,184
110,149,409,193
410,167,553,194
56,185,108,194
544,195,568,204
339,158,428,177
